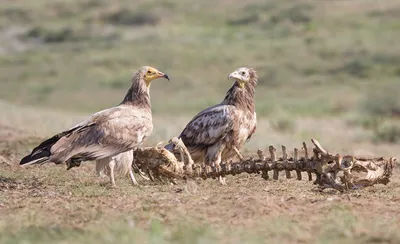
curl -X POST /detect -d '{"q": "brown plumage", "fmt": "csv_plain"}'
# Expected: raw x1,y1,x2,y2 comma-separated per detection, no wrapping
20,66,169,186
165,67,257,185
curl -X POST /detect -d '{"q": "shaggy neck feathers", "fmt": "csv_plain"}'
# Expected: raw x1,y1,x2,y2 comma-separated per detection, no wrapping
222,70,257,114
120,71,151,110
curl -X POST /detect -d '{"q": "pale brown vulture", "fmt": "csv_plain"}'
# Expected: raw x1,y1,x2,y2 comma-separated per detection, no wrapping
20,66,169,186
165,67,257,185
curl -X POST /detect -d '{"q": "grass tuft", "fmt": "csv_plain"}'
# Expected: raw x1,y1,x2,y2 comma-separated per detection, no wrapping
373,123,400,144
104,9,159,26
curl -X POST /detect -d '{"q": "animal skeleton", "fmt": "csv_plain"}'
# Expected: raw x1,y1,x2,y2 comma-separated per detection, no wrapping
133,138,397,192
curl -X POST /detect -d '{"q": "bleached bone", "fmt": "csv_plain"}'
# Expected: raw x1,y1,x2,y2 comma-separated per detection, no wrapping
132,138,397,192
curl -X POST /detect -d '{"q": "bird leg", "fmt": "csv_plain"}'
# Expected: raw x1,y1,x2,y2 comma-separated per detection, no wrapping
233,146,245,161
205,145,227,185
108,159,117,188
215,151,226,185
216,156,226,186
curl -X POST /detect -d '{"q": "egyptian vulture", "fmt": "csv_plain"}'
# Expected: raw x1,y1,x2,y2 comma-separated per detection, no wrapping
20,66,169,186
165,67,257,185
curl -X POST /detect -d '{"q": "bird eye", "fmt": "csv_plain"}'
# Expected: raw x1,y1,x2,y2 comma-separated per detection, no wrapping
147,70,152,74
241,72,245,75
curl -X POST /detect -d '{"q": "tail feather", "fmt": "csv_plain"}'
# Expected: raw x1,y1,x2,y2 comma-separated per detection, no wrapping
19,123,95,166
19,129,74,166
20,156,49,166
20,143,52,166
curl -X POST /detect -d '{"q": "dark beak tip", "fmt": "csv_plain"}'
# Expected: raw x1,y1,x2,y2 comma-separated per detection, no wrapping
164,74,170,80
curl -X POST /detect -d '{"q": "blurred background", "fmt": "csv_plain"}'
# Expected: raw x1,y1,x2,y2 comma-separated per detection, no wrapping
0,0,399,155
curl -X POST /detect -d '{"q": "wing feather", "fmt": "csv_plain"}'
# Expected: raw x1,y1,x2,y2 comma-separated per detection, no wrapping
246,112,257,142
178,104,236,150
49,105,152,163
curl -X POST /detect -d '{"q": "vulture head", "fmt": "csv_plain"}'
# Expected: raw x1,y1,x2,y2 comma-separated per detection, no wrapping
228,67,257,88
140,66,170,86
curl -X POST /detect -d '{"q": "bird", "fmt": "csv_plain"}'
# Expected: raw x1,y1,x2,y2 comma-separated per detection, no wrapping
20,66,169,187
165,67,257,185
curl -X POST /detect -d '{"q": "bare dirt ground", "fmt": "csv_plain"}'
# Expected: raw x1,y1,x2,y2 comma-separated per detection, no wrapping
1,123,399,244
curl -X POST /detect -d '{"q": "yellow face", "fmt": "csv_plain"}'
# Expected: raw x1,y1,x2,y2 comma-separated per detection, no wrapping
142,66,169,86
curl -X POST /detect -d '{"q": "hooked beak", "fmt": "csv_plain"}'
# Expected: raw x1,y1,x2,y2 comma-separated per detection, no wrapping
157,71,170,81
228,71,245,88
228,72,240,81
